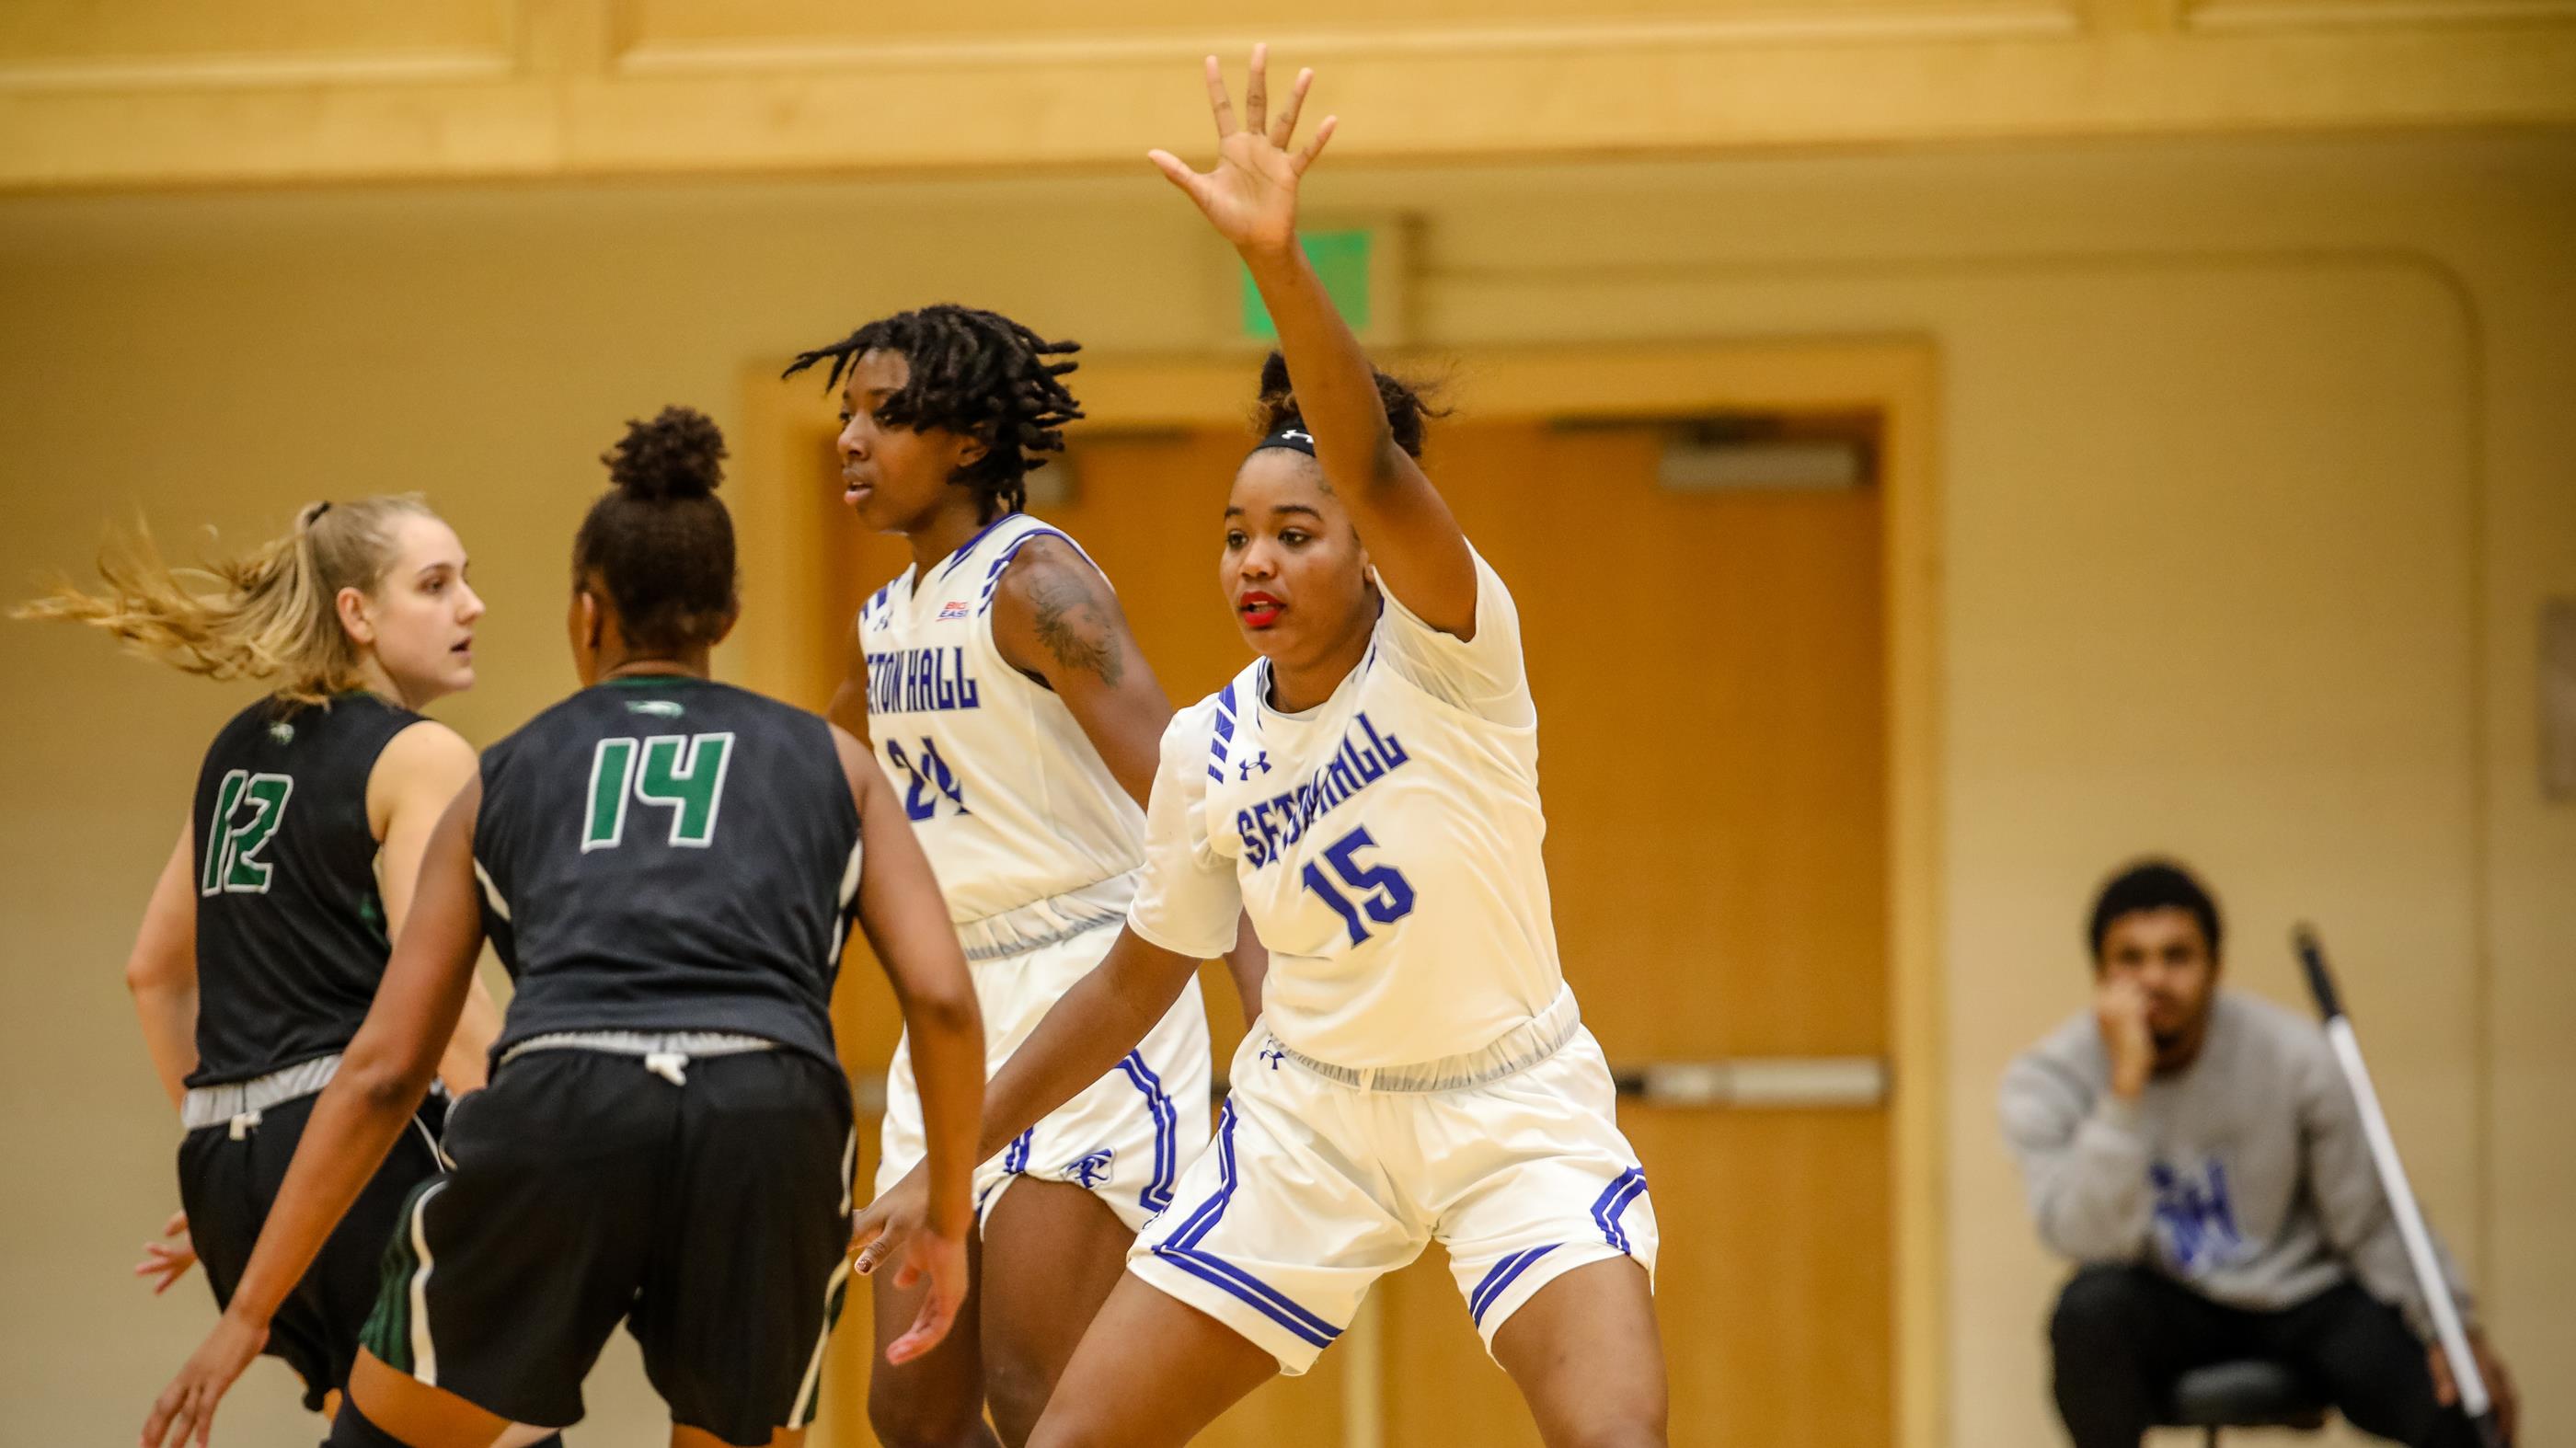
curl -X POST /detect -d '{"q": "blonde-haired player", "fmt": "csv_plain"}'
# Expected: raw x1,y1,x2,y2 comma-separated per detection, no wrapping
20,498,513,1432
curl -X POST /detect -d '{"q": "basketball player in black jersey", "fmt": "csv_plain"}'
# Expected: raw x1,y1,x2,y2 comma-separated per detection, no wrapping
144,408,986,1448
18,496,513,1431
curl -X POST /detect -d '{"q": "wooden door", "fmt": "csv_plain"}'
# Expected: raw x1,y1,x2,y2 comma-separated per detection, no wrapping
1367,422,1891,1447
807,419,1892,1447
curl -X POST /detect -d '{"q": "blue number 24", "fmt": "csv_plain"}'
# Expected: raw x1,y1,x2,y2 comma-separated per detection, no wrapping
1299,825,1417,946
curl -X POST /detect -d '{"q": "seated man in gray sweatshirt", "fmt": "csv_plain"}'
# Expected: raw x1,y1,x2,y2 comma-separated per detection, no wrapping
2000,859,2517,1448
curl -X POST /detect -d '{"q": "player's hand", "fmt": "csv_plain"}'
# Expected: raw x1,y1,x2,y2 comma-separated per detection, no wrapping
2429,1329,2516,1443
848,1163,926,1279
847,1165,970,1363
883,1223,971,1366
1148,45,1336,257
2093,975,2155,1100
141,1308,265,1448
136,1211,198,1296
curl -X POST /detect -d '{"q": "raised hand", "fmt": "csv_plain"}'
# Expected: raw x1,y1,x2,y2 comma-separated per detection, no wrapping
1147,44,1337,255
136,1210,198,1296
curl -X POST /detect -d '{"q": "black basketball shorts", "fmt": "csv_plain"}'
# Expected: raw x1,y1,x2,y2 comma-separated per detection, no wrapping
179,1088,449,1411
355,1045,855,1446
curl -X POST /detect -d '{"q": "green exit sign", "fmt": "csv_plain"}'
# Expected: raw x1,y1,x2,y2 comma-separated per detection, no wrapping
1240,228,1373,341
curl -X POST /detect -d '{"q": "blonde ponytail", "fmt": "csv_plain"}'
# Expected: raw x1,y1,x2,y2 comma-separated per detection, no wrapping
16,495,437,706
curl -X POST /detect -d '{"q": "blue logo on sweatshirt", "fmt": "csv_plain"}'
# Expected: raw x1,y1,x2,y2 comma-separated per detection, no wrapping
2149,1158,2248,1274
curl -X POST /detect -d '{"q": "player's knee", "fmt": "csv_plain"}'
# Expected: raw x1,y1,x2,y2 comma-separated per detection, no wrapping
1544,1391,1668,1448
1021,1416,1107,1448
2050,1266,2145,1357
979,1349,1064,1445
1568,1428,1665,1448
866,1385,989,1448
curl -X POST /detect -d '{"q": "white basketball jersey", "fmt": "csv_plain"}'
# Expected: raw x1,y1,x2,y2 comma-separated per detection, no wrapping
1126,548,1562,1067
857,512,1145,925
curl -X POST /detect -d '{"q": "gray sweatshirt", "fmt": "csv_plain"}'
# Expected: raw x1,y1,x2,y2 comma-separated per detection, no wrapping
1999,990,2471,1335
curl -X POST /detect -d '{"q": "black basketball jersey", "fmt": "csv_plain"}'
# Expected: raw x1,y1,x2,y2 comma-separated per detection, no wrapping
189,693,425,1087
473,676,862,1067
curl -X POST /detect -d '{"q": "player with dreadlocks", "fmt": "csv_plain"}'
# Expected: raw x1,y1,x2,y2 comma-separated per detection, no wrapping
786,305,1259,1446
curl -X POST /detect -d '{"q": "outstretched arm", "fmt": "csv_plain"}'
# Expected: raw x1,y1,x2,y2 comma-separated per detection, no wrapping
836,728,983,1364
1151,46,1478,638
144,781,492,1448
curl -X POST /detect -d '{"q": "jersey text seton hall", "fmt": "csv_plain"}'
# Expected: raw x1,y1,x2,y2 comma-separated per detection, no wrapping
868,646,980,716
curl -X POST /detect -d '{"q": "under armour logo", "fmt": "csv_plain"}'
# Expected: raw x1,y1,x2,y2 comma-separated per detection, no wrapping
1259,1043,1287,1071
1238,751,1271,780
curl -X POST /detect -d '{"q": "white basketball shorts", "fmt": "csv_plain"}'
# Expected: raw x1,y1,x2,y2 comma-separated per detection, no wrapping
1128,988,1656,1373
876,918,1212,1235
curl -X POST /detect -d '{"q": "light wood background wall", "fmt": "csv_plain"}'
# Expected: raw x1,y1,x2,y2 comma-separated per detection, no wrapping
0,5,2570,1443
1,0,2572,189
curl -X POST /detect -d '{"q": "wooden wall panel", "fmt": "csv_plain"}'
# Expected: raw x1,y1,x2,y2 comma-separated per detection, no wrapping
0,0,513,68
2184,0,2576,28
6,0,2574,188
619,0,2070,54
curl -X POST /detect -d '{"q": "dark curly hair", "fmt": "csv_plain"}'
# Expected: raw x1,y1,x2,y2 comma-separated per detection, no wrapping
574,406,737,656
783,305,1082,520
1252,350,1442,461
2087,857,2223,963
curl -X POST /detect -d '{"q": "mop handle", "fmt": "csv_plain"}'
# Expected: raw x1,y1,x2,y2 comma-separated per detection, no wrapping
2294,925,2502,1445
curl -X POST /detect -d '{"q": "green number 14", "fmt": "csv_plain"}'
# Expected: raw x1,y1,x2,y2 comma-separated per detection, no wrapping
583,732,735,852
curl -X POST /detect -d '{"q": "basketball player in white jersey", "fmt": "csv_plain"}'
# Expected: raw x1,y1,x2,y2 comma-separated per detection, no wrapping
785,306,1259,1447
851,52,1668,1447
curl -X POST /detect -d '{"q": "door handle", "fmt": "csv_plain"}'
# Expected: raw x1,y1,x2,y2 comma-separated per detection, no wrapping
1613,1056,1888,1109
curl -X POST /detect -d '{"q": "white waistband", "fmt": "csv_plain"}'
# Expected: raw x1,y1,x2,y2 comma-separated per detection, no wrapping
1264,988,1581,1093
499,1030,780,1066
500,1030,780,1088
182,1054,342,1132
954,870,1139,963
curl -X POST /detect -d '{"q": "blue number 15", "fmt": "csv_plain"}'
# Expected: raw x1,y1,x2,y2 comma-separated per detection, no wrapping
1299,825,1417,946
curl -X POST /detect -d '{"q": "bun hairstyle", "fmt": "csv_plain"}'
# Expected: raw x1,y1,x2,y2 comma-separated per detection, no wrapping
14,494,437,706
604,405,726,502
1253,350,1442,461
573,406,737,655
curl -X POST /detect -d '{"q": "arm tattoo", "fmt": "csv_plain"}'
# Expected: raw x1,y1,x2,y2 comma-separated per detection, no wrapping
1028,569,1126,687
